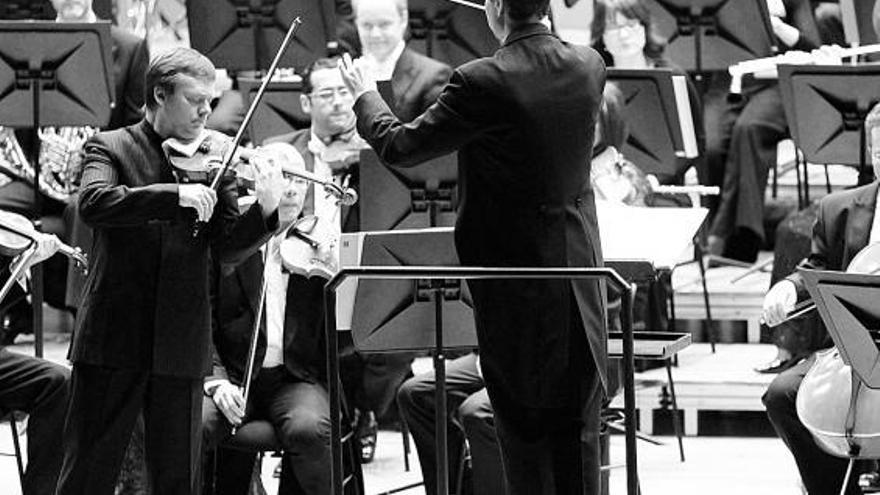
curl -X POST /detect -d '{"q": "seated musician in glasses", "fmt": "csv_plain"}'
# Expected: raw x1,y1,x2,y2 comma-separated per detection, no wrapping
0,231,69,495
202,143,335,495
761,103,880,495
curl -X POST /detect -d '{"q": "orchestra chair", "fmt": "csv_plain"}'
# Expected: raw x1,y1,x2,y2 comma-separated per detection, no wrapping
0,409,24,489
204,403,364,495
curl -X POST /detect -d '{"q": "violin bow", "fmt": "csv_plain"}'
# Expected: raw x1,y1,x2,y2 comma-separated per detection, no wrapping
193,16,303,236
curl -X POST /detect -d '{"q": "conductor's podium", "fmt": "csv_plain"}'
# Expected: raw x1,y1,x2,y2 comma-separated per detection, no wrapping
610,343,778,436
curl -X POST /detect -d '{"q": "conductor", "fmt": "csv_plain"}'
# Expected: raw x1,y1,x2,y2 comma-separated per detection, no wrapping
339,0,608,492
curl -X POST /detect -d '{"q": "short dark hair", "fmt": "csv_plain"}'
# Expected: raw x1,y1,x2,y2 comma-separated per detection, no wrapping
144,47,215,110
591,0,667,67
301,57,343,95
505,0,550,22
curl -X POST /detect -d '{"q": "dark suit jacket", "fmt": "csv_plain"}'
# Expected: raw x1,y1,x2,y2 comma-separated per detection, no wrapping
210,253,327,385
389,47,452,123
109,26,149,130
788,181,879,299
70,120,278,378
354,23,608,406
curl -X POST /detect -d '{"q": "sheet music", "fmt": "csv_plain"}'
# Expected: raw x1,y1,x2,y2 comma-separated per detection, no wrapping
596,200,708,269
672,75,699,159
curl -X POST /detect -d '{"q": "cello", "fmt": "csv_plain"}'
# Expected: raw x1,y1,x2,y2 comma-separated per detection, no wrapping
795,242,880,495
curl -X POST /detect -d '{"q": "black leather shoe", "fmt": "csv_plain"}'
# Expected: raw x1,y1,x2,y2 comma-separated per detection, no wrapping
754,358,797,374
356,410,378,464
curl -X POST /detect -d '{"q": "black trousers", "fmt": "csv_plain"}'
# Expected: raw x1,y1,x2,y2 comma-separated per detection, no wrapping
0,348,68,495
397,352,506,495
704,76,789,259
55,363,203,495
763,354,869,494
202,366,331,495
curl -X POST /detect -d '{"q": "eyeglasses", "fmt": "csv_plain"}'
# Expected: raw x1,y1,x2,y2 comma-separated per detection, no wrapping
281,172,309,186
604,20,642,35
309,87,353,103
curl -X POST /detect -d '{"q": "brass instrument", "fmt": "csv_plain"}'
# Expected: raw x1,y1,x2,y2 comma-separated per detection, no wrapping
0,125,97,202
728,43,880,94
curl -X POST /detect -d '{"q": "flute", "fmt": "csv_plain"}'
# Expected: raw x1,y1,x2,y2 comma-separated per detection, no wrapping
728,43,880,94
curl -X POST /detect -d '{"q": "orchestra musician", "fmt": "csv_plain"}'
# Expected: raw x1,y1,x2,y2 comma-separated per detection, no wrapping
0,0,150,343
354,0,453,122
202,143,335,495
340,0,609,490
761,103,880,495
55,47,282,495
265,57,407,466
704,0,820,263
0,231,68,495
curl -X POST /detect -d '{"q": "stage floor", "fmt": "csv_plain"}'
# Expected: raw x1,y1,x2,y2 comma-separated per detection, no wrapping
0,336,805,494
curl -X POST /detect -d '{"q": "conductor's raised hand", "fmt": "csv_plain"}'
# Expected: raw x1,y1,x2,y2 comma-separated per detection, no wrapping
179,184,218,222
250,153,284,218
338,53,377,101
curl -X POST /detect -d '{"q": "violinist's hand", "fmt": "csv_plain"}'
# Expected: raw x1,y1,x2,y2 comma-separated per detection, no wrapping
211,380,245,426
179,184,218,222
762,280,798,327
251,154,284,219
339,53,377,101
770,15,800,48
29,232,63,266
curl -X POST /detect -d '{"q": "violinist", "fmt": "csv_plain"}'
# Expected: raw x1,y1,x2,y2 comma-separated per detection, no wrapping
56,47,282,495
761,103,880,495
354,0,453,122
202,142,337,495
266,57,406,465
0,230,70,495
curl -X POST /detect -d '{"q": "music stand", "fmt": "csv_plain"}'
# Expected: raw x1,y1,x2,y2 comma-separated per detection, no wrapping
644,0,777,75
406,0,498,67
607,68,698,182
359,149,458,230
186,0,334,72
800,269,880,389
778,64,880,187
0,21,113,357
237,74,310,144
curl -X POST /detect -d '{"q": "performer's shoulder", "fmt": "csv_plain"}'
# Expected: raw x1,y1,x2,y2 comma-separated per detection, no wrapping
820,182,880,210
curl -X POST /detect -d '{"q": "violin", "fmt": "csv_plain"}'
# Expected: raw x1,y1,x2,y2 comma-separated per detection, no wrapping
795,243,880,487
279,213,340,280
163,129,359,206
0,209,88,273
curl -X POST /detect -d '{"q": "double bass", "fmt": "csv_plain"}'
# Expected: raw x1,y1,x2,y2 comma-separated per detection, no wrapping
795,242,880,493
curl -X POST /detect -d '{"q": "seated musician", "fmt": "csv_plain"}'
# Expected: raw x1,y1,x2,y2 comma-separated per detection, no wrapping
266,57,406,464
761,103,880,495
0,0,149,342
202,143,333,495
353,0,453,122
703,0,820,262
0,230,69,495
